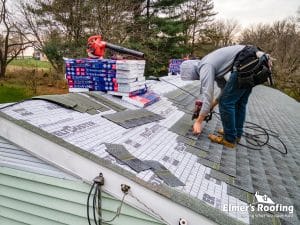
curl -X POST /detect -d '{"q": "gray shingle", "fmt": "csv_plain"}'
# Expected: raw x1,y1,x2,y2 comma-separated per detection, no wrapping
102,109,164,128
104,144,185,187
144,160,185,187
104,143,151,172
33,93,110,114
86,92,127,111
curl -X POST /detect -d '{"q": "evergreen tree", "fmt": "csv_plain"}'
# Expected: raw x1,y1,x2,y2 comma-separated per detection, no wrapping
127,0,190,76
181,0,216,56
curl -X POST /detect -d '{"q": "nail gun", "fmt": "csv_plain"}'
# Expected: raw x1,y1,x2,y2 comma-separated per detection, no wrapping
192,100,213,122
87,35,144,59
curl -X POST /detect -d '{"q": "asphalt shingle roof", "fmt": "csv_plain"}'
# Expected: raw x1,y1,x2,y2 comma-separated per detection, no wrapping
164,81,300,225
0,76,299,225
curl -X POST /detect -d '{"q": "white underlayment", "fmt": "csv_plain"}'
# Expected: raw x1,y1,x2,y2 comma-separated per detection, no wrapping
0,76,249,224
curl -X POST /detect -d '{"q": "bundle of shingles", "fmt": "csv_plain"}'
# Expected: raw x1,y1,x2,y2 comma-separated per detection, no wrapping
65,59,147,95
108,60,147,97
64,58,159,107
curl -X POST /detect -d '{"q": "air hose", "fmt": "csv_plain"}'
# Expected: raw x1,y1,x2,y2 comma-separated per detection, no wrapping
212,111,287,154
156,78,288,154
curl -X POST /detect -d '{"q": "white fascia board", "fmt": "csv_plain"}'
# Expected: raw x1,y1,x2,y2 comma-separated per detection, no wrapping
0,115,217,225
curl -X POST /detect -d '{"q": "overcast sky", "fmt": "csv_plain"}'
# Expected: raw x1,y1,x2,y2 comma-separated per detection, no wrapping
213,0,300,28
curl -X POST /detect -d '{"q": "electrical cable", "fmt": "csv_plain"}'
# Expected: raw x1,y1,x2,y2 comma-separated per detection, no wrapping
103,193,127,223
87,178,169,225
98,184,102,225
92,184,99,225
86,174,129,225
129,191,171,225
158,78,288,154
87,182,96,225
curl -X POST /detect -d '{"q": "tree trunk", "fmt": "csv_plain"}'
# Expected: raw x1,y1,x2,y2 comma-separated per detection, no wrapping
146,0,151,29
146,0,150,19
0,62,7,78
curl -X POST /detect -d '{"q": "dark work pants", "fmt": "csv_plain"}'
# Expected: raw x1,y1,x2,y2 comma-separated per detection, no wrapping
219,71,252,143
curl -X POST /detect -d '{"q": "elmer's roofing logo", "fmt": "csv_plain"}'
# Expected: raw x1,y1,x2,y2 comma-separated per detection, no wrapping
223,191,294,216
254,192,275,205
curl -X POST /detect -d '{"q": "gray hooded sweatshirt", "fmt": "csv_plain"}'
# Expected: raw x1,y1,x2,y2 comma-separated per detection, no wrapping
180,45,245,116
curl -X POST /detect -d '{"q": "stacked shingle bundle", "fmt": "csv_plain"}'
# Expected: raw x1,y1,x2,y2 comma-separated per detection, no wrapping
65,59,147,96
65,58,117,92
168,59,185,75
65,59,93,91
108,60,147,97
87,59,117,91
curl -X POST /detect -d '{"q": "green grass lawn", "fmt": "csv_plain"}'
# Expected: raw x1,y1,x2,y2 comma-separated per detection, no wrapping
9,58,52,69
0,85,31,103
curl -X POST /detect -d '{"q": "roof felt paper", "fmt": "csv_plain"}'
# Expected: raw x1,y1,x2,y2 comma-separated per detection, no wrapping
0,76,299,225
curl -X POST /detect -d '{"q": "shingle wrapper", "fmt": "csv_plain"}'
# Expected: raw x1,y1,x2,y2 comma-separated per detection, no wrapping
32,93,109,114
104,143,184,187
102,109,164,129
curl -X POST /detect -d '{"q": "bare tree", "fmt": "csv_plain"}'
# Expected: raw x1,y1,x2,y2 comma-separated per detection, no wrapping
17,1,47,52
239,19,300,99
239,23,273,50
205,19,240,47
0,0,32,78
89,0,137,44
271,20,300,78
240,19,300,75
18,0,139,75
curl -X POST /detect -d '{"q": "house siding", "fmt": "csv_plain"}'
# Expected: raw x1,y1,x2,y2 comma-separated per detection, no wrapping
0,167,164,225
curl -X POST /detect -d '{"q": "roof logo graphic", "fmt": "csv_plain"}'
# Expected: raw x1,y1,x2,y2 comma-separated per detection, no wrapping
255,192,275,205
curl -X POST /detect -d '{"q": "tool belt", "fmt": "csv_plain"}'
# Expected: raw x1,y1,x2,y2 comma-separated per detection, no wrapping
233,46,272,89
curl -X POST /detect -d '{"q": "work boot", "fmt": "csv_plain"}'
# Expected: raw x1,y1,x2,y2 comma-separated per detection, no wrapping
208,134,236,148
217,128,224,135
217,129,241,143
